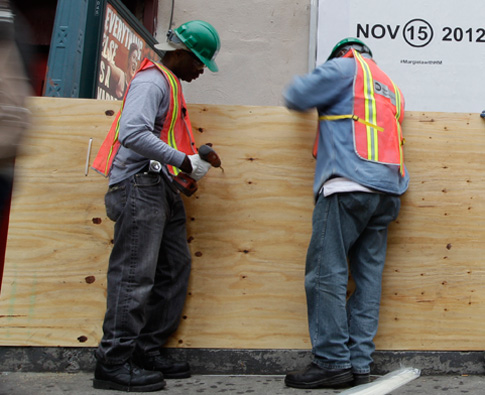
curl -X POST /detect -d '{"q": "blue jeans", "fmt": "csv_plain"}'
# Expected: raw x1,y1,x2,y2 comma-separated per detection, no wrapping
305,192,400,374
95,172,191,365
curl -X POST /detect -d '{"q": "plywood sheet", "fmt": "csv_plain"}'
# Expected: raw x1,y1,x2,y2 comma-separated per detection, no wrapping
0,98,483,350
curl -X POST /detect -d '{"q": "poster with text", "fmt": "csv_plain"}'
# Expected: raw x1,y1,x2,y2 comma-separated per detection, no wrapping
317,0,485,112
96,3,161,101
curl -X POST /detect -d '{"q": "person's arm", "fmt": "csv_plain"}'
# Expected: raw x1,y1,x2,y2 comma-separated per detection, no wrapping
283,60,348,112
118,72,187,169
105,59,126,99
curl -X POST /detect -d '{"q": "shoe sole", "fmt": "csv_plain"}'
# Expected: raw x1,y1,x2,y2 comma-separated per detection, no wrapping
285,371,353,389
93,378,166,392
164,370,191,379
353,378,371,386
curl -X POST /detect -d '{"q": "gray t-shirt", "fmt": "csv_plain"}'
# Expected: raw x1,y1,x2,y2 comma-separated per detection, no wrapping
109,66,186,186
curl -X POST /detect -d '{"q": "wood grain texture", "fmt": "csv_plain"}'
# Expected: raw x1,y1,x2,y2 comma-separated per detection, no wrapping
0,98,483,350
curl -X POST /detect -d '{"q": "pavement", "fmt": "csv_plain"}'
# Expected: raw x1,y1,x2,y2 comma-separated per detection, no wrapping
0,372,484,395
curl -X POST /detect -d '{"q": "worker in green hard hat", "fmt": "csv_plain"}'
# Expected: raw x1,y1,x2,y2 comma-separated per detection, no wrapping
327,37,372,61
92,20,221,392
156,19,220,73
283,37,408,389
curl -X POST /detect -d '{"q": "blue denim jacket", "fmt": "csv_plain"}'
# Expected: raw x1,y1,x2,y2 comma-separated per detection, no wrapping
283,56,410,198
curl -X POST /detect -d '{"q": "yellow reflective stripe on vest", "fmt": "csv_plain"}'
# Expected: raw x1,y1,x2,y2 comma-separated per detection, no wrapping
154,64,178,149
153,63,181,175
391,79,405,176
318,114,384,132
354,51,379,161
105,124,119,176
104,103,125,176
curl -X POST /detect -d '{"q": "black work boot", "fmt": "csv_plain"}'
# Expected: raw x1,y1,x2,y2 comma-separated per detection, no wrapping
285,363,353,389
134,354,191,379
353,372,371,386
93,360,166,392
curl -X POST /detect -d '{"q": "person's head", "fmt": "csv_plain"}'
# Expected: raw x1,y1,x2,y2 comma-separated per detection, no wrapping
127,43,140,80
155,20,220,82
327,38,372,61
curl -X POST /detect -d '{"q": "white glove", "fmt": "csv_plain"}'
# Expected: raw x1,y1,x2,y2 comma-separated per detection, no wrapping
187,154,211,181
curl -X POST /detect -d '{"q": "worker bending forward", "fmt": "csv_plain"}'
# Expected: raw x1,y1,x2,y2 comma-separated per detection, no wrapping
283,38,409,389
92,20,221,392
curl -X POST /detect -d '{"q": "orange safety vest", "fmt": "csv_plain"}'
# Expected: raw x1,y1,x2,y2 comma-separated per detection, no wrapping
92,58,197,177
316,49,406,176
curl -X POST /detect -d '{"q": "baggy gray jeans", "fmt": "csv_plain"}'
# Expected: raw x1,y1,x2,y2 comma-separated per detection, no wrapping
96,172,191,365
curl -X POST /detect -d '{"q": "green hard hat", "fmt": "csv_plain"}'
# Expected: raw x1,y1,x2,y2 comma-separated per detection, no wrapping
327,37,372,61
174,20,221,72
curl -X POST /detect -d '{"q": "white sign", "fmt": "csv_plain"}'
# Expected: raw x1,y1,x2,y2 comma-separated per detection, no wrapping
317,0,485,113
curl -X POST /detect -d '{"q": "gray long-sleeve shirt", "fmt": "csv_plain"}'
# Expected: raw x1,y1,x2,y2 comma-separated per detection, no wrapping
109,66,186,186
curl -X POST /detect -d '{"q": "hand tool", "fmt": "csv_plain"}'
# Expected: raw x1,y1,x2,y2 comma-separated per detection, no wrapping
173,144,222,196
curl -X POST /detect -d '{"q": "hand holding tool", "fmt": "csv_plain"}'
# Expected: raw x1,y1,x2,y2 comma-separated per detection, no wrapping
173,144,222,196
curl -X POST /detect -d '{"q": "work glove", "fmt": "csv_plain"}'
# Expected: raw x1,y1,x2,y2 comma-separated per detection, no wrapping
187,154,211,181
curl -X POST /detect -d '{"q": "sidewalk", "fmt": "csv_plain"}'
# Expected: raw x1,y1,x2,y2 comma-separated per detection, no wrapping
1,372,484,395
